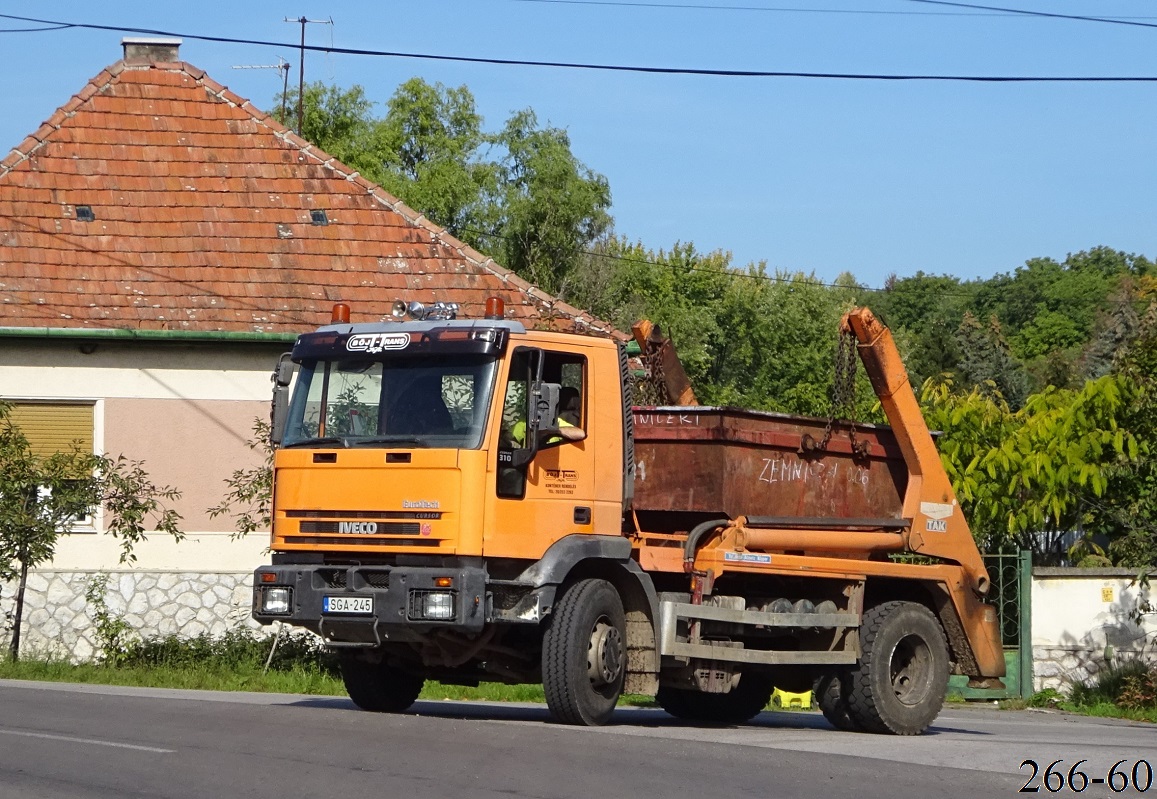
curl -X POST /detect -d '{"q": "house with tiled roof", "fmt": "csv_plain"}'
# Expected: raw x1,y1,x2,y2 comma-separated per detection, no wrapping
0,38,615,657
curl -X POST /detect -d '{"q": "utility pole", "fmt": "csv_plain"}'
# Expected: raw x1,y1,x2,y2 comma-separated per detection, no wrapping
284,16,333,134
231,58,291,122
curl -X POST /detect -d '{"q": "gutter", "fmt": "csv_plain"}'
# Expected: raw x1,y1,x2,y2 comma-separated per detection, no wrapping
0,327,297,345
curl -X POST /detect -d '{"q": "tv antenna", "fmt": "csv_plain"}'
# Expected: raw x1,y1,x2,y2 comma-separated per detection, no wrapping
232,58,291,122
284,16,334,134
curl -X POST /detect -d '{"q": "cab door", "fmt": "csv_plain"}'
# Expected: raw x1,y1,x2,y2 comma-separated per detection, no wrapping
485,345,599,560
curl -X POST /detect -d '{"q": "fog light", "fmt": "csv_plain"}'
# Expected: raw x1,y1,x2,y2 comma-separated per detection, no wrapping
261,587,292,614
424,592,454,620
408,589,455,621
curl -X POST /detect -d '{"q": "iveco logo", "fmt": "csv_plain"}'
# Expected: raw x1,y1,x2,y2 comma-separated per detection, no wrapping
338,521,378,534
346,332,410,354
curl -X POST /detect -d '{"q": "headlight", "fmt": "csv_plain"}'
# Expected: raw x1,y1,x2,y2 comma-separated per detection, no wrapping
408,590,455,621
261,587,292,614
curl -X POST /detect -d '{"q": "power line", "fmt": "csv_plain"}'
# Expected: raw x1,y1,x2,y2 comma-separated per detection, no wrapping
908,0,1157,31
0,23,73,33
516,0,1157,20
1,12,1157,82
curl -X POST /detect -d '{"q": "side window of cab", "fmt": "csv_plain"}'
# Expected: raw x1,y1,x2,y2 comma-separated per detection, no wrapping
496,349,586,499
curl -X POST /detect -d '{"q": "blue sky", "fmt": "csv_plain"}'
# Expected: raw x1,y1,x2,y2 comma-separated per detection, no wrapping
2,1,1155,288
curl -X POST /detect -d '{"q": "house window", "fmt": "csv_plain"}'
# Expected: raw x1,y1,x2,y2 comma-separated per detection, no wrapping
5,401,97,530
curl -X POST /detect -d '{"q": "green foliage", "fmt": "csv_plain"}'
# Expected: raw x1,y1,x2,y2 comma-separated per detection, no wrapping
84,574,135,666
1117,665,1157,710
120,626,338,676
278,78,610,295
874,271,976,387
569,238,877,418
1027,687,1063,708
921,375,1137,559
954,312,1030,409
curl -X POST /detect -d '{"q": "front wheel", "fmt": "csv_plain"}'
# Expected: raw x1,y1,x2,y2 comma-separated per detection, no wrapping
843,601,949,735
542,578,626,726
339,653,425,713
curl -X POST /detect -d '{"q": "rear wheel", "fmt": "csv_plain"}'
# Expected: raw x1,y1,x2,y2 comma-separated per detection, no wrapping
815,671,860,732
844,601,949,735
542,578,626,726
339,653,425,713
657,673,774,724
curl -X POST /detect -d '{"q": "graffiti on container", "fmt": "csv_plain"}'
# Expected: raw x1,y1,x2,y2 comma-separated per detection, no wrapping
757,455,869,487
634,413,701,426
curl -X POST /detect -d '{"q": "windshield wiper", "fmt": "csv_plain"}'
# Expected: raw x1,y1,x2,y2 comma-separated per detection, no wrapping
283,436,347,449
346,436,428,448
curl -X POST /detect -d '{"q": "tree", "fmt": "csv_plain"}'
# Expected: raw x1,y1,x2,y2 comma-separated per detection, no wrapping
278,79,611,295
488,110,611,295
568,237,877,418
921,375,1137,560
873,271,974,388
954,312,1030,409
1102,301,1157,568
0,403,183,661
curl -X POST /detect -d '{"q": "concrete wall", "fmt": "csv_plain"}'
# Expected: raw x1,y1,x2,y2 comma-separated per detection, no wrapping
1032,567,1156,693
4,564,1155,685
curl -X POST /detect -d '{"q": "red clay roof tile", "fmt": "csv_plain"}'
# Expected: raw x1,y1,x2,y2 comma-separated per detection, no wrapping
0,59,617,337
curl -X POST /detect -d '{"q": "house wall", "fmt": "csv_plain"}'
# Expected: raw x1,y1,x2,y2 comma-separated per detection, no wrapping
1032,568,1156,693
0,337,286,571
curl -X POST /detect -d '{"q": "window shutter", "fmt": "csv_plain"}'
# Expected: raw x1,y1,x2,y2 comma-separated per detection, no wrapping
7,403,95,458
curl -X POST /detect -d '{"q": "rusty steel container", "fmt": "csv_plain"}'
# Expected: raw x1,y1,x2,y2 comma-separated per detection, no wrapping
631,406,908,523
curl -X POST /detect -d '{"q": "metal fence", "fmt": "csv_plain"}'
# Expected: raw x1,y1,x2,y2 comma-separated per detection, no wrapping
948,550,1033,699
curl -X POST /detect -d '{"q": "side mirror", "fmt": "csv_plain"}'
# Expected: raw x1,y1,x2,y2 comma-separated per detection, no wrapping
531,382,561,442
270,353,294,447
274,355,294,387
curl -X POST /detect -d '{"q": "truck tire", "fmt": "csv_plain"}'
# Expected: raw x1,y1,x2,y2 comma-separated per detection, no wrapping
815,671,860,732
542,578,626,726
339,653,425,713
656,673,774,724
844,601,949,735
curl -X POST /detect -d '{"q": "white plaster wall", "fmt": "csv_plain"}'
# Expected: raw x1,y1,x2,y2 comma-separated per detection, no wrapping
1032,568,1156,692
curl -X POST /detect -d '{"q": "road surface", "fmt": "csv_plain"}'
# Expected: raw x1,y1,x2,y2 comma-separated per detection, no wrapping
1,679,1153,799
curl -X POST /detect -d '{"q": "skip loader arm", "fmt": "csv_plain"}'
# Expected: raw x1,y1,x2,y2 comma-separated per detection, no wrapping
842,307,1005,680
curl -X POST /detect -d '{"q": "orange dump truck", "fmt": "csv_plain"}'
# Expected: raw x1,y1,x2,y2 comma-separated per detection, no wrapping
252,300,1004,734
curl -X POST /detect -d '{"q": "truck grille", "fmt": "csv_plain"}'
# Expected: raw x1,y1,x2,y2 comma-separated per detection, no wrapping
298,521,421,535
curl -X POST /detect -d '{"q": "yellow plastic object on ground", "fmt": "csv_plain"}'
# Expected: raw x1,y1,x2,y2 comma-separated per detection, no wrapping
771,688,813,710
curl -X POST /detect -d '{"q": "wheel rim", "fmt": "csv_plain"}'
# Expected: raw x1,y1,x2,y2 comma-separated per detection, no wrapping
889,633,933,706
587,615,624,687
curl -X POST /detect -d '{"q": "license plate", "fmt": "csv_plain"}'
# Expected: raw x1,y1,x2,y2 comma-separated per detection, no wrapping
323,595,373,614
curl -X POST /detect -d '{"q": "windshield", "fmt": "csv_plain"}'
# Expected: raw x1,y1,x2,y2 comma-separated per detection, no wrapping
282,355,498,449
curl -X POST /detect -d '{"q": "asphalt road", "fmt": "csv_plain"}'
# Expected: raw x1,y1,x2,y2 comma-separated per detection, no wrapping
1,679,1154,799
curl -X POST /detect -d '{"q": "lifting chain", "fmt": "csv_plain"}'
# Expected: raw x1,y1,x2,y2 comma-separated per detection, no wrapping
804,326,869,459
635,337,671,406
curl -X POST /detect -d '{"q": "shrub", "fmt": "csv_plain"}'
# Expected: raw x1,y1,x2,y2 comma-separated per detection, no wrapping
1117,666,1157,710
120,626,338,676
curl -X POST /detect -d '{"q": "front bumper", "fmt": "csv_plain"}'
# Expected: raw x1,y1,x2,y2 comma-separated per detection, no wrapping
252,564,488,645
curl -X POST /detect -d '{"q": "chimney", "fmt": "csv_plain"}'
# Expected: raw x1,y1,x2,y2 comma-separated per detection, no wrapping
121,37,182,63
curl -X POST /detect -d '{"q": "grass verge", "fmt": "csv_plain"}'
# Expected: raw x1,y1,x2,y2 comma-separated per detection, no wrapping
0,657,661,706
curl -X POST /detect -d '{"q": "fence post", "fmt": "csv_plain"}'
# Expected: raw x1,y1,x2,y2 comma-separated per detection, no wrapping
1018,549,1033,697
